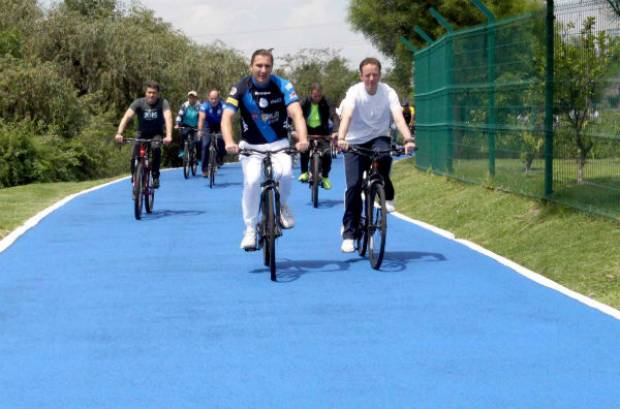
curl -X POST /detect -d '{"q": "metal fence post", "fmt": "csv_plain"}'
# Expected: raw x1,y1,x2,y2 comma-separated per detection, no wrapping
471,0,496,178
544,0,554,197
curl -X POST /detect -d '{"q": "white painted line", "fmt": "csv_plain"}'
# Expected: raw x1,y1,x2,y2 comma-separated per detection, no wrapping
0,176,130,254
391,211,620,321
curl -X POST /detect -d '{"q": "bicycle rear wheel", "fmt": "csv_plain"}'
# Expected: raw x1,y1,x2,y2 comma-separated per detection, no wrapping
133,163,144,220
182,141,190,179
311,153,320,208
357,188,370,256
145,169,154,214
261,189,277,281
367,183,387,269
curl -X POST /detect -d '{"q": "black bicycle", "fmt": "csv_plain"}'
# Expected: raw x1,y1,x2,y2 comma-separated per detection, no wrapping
239,147,297,281
180,126,198,179
207,132,222,189
349,146,392,269
308,135,331,208
125,137,160,220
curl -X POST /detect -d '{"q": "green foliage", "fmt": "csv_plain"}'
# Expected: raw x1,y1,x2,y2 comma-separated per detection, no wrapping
0,120,38,187
279,49,358,104
0,56,84,137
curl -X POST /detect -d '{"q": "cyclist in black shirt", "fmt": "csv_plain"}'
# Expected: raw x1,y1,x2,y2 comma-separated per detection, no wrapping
115,81,173,188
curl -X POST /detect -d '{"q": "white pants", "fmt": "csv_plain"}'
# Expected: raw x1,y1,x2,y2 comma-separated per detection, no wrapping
239,139,292,228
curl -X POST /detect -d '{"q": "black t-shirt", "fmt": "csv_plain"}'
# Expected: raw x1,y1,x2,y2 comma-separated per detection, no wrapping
130,97,170,138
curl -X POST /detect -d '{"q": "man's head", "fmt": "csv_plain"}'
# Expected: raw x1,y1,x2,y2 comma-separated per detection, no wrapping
250,49,274,86
144,80,161,105
208,89,220,107
310,83,323,103
358,57,382,95
187,90,198,104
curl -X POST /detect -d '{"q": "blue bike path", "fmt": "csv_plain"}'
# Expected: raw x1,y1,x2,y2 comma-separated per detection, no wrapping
0,157,619,409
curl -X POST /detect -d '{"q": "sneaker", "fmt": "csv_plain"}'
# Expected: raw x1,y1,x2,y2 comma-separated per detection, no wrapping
280,204,295,229
240,227,257,250
153,177,160,189
385,200,395,213
178,150,185,158
341,238,355,253
298,172,309,182
321,177,332,190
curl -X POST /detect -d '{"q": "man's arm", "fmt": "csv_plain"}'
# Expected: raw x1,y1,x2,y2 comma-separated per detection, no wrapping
391,106,416,153
287,102,308,152
163,108,173,145
337,106,353,150
198,111,206,134
114,108,135,143
221,109,238,153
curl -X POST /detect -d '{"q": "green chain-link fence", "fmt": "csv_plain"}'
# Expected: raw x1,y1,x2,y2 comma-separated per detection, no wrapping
414,0,620,220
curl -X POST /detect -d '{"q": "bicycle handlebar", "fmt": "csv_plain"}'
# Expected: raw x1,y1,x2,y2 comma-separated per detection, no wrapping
239,147,298,157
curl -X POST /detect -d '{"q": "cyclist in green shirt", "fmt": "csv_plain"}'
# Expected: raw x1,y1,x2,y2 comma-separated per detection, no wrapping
298,83,339,190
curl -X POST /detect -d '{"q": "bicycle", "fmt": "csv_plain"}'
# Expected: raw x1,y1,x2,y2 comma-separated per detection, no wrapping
348,146,392,270
179,126,198,179
239,146,297,282
207,132,222,189
125,137,160,220
307,135,331,208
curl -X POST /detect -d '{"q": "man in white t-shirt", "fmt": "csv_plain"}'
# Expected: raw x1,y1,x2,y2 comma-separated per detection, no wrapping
337,57,415,253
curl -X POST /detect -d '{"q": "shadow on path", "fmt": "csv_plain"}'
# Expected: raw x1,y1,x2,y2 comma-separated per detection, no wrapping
144,209,206,220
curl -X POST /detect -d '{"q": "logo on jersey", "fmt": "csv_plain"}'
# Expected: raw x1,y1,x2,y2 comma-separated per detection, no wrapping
229,87,237,96
285,82,293,91
144,109,158,120
259,98,269,108
261,112,280,124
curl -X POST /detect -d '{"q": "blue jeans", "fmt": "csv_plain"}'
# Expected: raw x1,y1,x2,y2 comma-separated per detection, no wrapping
201,132,225,172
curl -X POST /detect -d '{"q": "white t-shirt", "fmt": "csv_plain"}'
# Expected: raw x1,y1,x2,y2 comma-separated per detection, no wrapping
342,82,401,144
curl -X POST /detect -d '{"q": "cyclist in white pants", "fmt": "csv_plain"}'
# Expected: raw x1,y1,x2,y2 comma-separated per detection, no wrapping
221,48,308,250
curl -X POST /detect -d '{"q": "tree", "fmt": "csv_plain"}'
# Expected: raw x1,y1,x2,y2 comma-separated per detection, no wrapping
555,17,620,183
347,0,541,93
278,49,358,105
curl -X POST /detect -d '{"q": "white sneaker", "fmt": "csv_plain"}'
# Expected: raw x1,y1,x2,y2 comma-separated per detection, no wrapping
341,238,355,253
280,204,295,229
240,227,257,250
385,200,395,213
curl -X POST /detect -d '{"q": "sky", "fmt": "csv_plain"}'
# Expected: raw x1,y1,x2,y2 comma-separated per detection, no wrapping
40,0,390,68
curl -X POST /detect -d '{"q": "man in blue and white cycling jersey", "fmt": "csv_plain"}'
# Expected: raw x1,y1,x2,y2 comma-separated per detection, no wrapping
222,49,309,250
198,89,226,176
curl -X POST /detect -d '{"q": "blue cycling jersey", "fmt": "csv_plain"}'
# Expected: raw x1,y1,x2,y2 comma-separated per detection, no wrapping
200,101,224,133
224,75,299,144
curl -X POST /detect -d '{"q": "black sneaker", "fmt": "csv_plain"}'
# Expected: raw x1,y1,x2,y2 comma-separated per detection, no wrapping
153,177,160,189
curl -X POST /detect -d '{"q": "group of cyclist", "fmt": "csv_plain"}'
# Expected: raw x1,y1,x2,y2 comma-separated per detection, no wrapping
114,49,415,254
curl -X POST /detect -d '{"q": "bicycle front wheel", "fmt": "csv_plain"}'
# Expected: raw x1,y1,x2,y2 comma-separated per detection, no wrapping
311,154,320,208
182,141,190,179
261,189,277,281
367,183,387,269
209,147,217,188
133,163,144,220
190,146,197,176
145,169,154,214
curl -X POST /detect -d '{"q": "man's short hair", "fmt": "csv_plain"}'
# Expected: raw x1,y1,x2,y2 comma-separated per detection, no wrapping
251,49,274,65
359,57,382,73
310,83,322,93
144,80,160,92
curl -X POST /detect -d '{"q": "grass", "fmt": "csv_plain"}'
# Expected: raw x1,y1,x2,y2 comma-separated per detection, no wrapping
0,178,119,239
393,157,620,309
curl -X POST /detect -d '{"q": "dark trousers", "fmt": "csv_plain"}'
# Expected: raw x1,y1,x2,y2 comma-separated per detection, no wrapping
130,137,161,179
342,137,394,239
300,138,332,177
201,133,226,172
